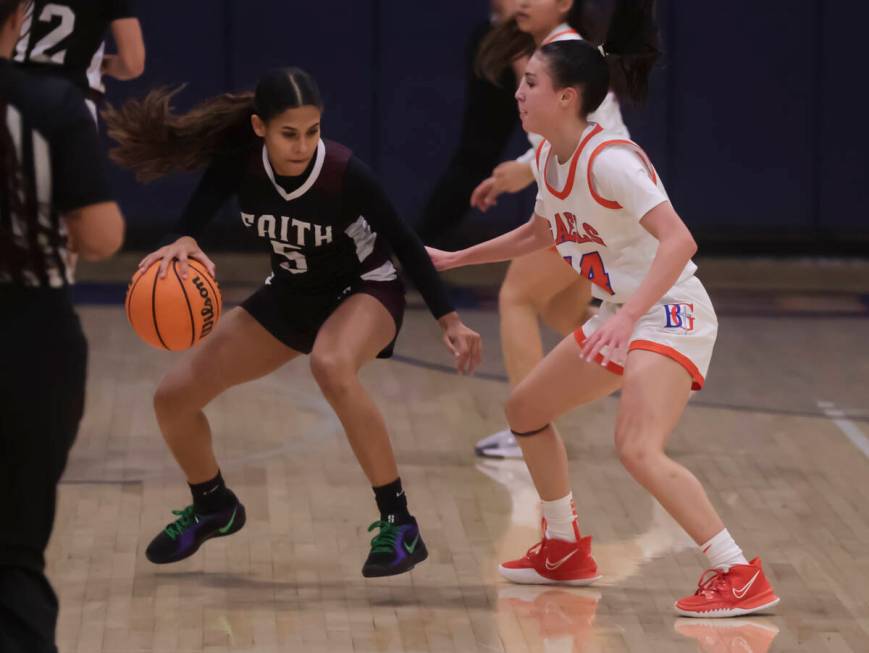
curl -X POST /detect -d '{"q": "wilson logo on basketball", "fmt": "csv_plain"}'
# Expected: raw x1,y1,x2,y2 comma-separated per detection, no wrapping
192,275,216,338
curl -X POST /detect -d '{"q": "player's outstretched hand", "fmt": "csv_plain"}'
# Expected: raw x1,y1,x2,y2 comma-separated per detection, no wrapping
438,312,482,375
426,246,459,272
138,236,216,280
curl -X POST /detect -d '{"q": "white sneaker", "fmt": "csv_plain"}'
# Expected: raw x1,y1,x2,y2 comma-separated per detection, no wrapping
474,428,524,459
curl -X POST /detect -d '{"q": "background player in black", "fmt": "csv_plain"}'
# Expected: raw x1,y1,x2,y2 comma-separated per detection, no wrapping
104,68,482,578
414,0,519,247
0,2,125,650
14,0,144,119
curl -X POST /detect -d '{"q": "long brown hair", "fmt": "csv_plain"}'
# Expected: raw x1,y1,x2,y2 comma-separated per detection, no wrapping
104,67,323,182
103,87,255,182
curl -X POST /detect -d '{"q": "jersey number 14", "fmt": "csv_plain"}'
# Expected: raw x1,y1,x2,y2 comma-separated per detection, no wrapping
563,252,615,295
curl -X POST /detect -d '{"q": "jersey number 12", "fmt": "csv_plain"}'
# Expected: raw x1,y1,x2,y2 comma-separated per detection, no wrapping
14,3,76,65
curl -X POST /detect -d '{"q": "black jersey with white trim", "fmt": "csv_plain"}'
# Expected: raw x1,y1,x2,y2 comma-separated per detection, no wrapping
174,138,455,318
13,0,134,95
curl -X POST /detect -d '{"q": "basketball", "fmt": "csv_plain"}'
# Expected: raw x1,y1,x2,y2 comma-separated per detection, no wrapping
125,259,222,351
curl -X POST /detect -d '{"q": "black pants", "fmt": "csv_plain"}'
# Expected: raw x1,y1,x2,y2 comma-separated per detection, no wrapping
0,287,87,653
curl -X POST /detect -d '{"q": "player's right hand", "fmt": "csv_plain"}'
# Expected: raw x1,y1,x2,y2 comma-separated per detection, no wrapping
470,176,501,212
138,236,216,280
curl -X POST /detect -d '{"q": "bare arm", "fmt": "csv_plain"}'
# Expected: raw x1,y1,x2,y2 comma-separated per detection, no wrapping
620,201,697,322
63,201,125,261
102,18,145,80
580,200,697,365
428,213,554,270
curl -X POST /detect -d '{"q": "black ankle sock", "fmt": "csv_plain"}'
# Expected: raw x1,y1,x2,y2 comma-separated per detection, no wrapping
189,470,235,514
373,477,413,524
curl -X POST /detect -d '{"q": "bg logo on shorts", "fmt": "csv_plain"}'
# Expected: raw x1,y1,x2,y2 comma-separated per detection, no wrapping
663,303,695,331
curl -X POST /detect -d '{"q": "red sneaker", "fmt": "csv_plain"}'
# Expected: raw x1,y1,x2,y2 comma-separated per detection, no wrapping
499,522,601,586
675,557,780,618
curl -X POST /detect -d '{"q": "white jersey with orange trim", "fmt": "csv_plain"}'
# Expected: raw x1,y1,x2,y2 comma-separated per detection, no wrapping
518,24,628,167
534,122,696,303
534,123,717,389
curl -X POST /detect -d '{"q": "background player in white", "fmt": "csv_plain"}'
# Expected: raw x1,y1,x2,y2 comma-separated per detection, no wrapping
428,1,781,617
14,0,144,121
470,0,633,459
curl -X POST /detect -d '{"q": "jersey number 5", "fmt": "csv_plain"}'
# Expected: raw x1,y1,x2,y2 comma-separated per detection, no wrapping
14,3,76,65
271,240,308,275
564,251,614,295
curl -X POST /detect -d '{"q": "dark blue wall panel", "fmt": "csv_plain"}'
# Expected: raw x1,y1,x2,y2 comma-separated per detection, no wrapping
664,1,816,233
226,0,376,165
818,1,869,235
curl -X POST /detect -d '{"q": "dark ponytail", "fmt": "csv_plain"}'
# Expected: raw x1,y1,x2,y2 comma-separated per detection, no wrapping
603,0,660,103
104,67,323,182
538,0,660,116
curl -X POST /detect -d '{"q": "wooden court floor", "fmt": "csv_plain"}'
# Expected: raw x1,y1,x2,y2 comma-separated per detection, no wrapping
47,257,869,652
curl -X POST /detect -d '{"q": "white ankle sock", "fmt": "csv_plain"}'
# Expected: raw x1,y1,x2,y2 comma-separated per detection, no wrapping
701,528,748,570
542,493,578,542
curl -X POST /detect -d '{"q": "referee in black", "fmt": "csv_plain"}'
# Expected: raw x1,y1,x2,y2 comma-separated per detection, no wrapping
0,2,125,651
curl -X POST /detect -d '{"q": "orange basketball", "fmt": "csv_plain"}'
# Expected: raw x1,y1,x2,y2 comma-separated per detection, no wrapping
125,259,222,351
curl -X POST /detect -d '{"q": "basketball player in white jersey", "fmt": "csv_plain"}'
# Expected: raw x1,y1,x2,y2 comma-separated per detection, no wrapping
428,1,780,618
470,0,630,459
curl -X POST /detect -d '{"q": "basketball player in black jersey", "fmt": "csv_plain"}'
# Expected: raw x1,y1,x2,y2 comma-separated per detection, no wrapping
104,68,482,578
14,0,144,119
0,2,125,650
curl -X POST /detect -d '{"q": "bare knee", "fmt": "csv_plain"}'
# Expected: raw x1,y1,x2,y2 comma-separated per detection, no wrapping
154,371,200,420
614,427,662,480
505,387,547,434
310,352,355,399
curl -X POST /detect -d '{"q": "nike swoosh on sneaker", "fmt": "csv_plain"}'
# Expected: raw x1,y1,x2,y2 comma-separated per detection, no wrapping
404,533,420,554
544,548,578,570
218,507,238,535
732,570,760,599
